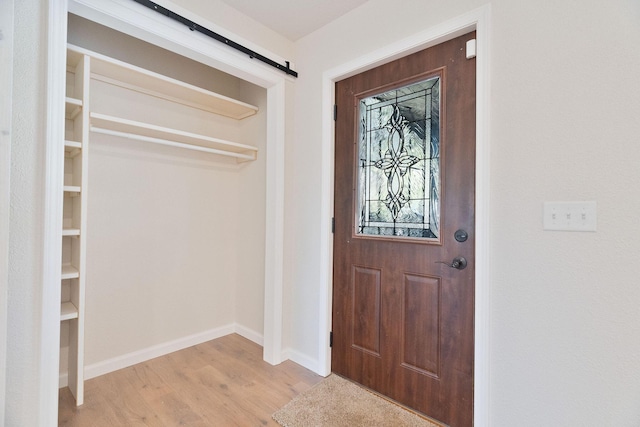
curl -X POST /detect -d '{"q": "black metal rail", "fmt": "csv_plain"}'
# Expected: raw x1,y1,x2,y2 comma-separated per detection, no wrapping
132,0,298,78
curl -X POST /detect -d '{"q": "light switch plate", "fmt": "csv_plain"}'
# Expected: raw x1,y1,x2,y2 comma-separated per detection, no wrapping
543,201,597,232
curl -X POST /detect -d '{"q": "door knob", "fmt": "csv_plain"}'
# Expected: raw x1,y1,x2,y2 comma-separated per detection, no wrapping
436,256,467,270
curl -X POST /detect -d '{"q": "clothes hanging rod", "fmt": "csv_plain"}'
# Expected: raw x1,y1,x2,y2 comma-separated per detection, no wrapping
91,126,256,161
132,0,298,78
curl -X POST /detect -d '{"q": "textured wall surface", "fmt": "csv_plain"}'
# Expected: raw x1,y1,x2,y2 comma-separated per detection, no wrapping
6,0,46,425
488,1,640,424
0,0,15,424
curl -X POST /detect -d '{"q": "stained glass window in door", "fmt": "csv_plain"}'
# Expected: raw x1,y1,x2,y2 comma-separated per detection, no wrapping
357,76,440,238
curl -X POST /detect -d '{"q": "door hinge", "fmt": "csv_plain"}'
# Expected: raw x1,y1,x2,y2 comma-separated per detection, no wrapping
330,331,333,347
331,217,335,233
333,104,337,121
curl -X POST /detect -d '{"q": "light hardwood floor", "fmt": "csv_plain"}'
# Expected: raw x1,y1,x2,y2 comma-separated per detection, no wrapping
58,334,323,426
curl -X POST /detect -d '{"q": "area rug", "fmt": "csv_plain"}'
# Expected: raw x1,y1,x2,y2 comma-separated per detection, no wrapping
272,374,440,427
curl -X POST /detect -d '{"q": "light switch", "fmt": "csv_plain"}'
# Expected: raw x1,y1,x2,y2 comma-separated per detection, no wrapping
543,201,597,232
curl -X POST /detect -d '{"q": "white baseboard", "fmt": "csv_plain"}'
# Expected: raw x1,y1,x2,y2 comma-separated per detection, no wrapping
59,323,266,387
282,347,321,374
234,324,264,346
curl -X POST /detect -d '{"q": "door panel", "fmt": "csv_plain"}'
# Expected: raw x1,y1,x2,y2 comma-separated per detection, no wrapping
402,273,440,376
351,265,382,355
332,32,476,427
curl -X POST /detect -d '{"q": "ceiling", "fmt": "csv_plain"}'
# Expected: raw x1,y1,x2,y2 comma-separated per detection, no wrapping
218,0,370,41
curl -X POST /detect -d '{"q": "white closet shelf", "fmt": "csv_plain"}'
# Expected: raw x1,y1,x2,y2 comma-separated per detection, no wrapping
61,302,79,321
65,140,82,154
64,186,82,194
65,97,83,120
62,228,81,237
67,48,84,70
65,140,82,149
65,140,82,158
61,264,80,280
90,113,258,162
67,44,258,120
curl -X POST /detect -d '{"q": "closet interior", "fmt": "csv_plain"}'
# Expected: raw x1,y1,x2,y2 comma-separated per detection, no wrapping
60,14,268,405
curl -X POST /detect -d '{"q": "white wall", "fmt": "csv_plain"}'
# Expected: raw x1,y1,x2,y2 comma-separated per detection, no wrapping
154,0,298,352
0,0,14,424
236,82,268,341
85,120,239,363
489,1,640,424
290,0,640,426
5,0,47,425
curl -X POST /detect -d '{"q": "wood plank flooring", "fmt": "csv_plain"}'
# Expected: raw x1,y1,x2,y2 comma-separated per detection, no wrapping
58,334,322,426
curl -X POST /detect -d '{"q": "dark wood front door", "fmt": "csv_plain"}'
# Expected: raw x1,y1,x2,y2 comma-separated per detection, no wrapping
332,32,476,427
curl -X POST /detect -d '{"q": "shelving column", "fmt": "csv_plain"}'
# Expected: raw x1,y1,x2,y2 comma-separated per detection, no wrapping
61,47,90,406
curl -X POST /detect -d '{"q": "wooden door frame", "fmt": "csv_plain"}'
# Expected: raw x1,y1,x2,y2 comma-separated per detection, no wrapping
42,0,289,423
318,5,491,426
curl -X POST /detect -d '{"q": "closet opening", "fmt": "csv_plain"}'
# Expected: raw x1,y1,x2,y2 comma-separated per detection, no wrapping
57,10,279,406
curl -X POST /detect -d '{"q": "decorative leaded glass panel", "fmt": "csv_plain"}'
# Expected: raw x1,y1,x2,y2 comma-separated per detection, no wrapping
357,76,440,239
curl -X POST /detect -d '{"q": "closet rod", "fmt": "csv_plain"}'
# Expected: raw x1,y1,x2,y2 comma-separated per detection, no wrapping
91,126,256,161
132,0,298,78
